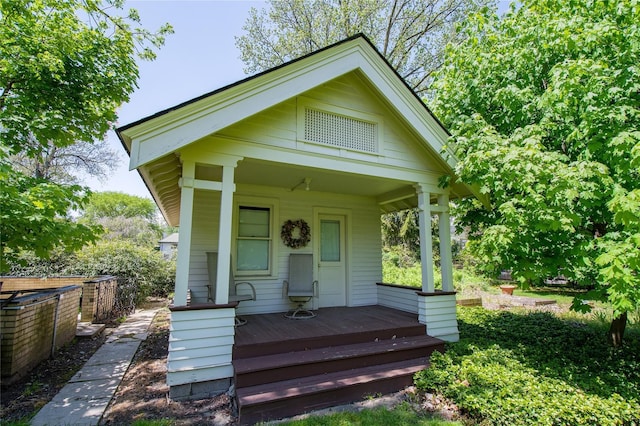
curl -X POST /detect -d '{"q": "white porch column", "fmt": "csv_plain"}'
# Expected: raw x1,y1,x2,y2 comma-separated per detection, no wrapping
215,164,236,304
438,193,454,292
414,184,435,292
174,161,196,306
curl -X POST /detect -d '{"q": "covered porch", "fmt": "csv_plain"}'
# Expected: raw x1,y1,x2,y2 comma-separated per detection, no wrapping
117,35,478,412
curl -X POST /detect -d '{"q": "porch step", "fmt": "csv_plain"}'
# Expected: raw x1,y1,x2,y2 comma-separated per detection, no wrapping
236,358,429,425
233,323,426,358
234,334,443,388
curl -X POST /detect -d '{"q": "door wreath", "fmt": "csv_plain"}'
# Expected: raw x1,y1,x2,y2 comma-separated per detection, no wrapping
281,219,311,249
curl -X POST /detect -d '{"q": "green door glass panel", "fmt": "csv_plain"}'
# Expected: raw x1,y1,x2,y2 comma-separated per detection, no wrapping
321,220,340,262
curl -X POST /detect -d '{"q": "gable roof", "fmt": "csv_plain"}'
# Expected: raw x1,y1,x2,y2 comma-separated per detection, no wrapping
118,34,454,168
117,34,483,225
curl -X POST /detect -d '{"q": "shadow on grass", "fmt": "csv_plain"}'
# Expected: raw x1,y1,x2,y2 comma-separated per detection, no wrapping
453,307,640,401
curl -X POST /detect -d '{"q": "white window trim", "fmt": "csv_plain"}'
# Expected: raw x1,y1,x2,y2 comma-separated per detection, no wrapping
233,195,280,278
296,96,384,155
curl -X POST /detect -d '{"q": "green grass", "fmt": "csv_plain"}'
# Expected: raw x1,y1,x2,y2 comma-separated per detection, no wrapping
415,307,640,425
270,403,461,426
131,420,174,426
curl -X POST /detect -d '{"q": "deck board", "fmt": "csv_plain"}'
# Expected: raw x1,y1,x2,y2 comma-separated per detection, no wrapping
234,305,423,351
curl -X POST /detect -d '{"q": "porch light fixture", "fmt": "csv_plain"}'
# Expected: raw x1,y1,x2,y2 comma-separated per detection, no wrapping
291,177,312,192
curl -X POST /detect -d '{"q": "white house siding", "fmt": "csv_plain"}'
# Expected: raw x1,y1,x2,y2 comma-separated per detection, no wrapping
377,284,419,314
186,183,382,314
217,72,445,177
167,307,235,387
418,293,460,342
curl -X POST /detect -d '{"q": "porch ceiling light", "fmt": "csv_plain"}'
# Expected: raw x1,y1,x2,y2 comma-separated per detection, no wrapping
291,177,312,192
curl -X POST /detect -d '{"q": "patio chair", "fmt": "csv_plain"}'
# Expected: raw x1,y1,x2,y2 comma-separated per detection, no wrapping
283,253,317,319
206,252,256,326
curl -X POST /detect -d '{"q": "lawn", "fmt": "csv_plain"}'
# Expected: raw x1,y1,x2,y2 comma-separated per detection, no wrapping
272,404,461,426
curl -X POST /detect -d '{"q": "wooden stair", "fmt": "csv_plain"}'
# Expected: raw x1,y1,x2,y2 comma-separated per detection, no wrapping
233,323,445,425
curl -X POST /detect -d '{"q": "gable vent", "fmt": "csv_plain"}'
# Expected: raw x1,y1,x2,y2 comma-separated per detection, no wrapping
304,108,378,153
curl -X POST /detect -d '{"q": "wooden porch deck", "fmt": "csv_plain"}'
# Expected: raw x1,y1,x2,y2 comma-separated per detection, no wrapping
233,305,445,425
234,305,425,356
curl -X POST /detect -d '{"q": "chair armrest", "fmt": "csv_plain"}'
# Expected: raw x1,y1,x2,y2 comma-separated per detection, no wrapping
206,285,214,302
313,280,318,297
235,281,256,301
282,280,289,298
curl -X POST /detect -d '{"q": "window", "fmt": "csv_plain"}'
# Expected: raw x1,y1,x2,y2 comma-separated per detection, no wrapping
236,206,271,274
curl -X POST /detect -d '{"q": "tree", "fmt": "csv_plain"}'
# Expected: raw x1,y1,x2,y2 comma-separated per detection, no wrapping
82,191,158,223
0,0,172,271
431,0,640,344
235,0,495,96
80,191,163,246
10,138,119,185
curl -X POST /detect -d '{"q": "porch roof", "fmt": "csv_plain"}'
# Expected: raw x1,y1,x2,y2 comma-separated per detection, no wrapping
117,34,483,226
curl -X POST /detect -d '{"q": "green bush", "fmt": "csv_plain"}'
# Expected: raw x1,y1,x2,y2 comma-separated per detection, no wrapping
382,257,489,292
415,307,640,425
69,240,175,302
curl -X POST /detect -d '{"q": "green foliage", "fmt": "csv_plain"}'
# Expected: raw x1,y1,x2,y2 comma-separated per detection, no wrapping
69,240,175,301
80,191,163,246
236,0,495,95
382,255,489,293
0,162,101,273
0,1,172,269
432,0,640,324
82,191,158,222
274,403,461,426
5,247,75,276
131,420,174,426
415,307,640,425
0,0,172,153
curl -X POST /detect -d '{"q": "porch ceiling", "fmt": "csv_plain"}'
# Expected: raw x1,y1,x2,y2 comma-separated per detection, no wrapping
142,154,445,226
204,158,421,212
237,158,408,196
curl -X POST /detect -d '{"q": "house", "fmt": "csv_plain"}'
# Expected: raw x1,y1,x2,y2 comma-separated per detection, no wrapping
117,34,480,423
158,232,179,258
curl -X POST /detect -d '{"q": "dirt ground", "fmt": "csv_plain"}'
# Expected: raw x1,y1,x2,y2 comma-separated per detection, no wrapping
100,306,237,425
0,300,236,425
0,330,108,423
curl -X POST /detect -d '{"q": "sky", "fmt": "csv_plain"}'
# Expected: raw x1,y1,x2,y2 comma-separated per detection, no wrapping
86,0,512,199
86,0,267,198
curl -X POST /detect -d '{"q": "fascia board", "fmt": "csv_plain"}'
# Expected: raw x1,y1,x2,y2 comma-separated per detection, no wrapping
124,41,373,169
354,47,456,172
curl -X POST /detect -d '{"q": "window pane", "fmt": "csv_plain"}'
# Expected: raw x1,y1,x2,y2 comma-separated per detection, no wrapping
239,207,269,237
321,220,340,262
237,240,269,271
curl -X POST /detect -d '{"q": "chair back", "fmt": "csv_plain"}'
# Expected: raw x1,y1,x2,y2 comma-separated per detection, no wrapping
206,252,235,296
287,254,314,293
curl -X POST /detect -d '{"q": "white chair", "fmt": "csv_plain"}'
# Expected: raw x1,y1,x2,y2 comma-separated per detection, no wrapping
283,253,317,319
206,252,256,326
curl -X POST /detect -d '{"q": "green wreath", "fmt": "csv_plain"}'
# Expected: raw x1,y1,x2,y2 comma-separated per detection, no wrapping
281,219,311,249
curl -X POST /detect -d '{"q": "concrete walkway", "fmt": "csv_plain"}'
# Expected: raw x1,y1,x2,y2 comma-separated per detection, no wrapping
31,308,160,426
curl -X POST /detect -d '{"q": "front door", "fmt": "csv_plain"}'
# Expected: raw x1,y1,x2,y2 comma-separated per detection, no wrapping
317,214,347,307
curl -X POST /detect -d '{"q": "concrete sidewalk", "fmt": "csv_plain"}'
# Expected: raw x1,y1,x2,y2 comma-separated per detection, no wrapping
31,308,160,426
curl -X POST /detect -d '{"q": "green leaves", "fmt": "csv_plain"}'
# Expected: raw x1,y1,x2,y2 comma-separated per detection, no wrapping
434,0,640,320
0,0,171,270
0,0,173,153
0,159,102,272
414,308,640,425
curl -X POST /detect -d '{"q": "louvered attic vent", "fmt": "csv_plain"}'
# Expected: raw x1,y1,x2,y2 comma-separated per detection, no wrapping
304,108,378,153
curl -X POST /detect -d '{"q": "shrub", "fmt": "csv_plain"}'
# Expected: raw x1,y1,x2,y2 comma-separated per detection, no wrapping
415,307,640,425
69,240,175,303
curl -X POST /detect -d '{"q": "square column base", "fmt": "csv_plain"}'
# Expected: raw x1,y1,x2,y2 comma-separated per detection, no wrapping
417,291,459,342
